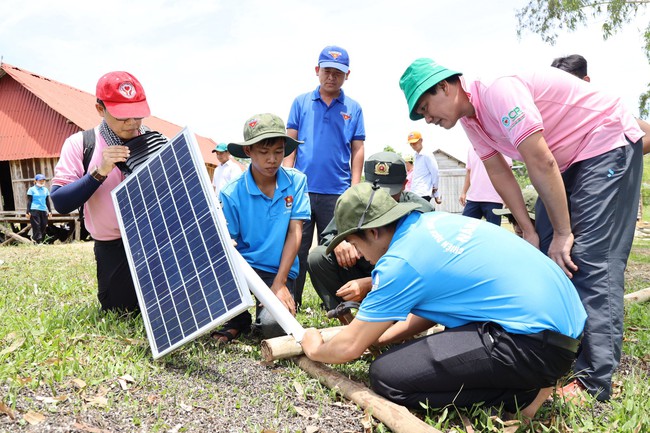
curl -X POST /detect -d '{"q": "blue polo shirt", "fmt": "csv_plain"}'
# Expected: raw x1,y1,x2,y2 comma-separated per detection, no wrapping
219,167,311,279
287,86,365,195
357,212,586,338
27,185,50,211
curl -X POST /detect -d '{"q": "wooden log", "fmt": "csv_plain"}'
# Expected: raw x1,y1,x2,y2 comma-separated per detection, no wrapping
294,356,442,433
0,224,32,245
624,287,650,304
262,326,345,362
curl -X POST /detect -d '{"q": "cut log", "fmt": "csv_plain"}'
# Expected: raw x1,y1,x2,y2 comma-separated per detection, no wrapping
294,356,442,433
0,224,33,245
624,288,650,304
262,326,345,362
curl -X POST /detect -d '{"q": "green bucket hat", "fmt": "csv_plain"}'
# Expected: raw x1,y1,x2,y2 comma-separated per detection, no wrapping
399,58,462,121
326,182,421,254
228,113,303,159
493,188,539,220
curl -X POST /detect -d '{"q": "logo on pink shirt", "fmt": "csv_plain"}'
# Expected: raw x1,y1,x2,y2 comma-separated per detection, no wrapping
501,106,525,130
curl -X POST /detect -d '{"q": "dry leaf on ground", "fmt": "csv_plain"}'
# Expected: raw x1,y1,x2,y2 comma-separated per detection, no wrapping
23,410,46,425
0,401,16,419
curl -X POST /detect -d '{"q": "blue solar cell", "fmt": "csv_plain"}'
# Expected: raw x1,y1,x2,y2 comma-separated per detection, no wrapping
112,128,253,358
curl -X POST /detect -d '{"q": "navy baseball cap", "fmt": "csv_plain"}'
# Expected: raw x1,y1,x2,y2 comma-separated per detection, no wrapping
318,46,349,73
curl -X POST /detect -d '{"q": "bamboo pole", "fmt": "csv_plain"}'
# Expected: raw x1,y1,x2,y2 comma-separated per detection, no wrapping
624,287,650,304
294,356,442,433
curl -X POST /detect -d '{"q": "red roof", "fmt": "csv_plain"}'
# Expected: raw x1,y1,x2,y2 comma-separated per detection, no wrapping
0,63,217,164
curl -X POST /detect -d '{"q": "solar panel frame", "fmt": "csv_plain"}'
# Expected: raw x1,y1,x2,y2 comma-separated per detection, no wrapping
112,127,254,359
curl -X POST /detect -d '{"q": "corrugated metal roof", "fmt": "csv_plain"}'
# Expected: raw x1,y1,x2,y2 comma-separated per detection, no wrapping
0,63,217,164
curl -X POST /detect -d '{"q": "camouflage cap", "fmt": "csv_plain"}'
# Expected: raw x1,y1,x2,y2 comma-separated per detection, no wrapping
326,183,420,255
493,188,538,220
228,113,303,159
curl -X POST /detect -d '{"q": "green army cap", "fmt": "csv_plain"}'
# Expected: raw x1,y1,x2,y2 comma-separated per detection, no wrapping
326,182,420,254
493,188,539,220
228,113,303,159
399,58,462,121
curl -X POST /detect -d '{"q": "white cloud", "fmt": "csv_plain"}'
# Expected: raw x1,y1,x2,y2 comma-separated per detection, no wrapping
1,0,648,161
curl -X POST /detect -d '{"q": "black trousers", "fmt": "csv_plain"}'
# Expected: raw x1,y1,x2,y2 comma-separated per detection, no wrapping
307,244,374,311
29,210,49,243
370,322,577,413
295,193,339,307
94,238,139,311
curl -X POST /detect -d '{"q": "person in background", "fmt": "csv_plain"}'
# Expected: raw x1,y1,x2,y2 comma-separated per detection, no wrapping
284,45,366,308
407,131,441,204
301,183,586,420
26,173,52,244
404,154,414,191
460,147,511,225
493,187,539,237
211,142,245,195
214,113,310,342
307,152,433,320
400,57,643,402
51,71,155,312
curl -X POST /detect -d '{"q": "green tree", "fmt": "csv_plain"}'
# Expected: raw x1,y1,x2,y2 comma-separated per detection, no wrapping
515,0,650,117
383,145,397,153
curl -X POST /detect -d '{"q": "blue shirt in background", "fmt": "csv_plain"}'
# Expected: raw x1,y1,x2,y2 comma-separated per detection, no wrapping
27,185,50,211
287,86,365,195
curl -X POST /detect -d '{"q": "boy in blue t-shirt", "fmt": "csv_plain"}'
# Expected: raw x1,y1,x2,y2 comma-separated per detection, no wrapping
213,113,311,342
26,174,52,244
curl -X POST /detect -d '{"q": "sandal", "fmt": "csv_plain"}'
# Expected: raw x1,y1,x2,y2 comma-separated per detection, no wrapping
210,328,241,345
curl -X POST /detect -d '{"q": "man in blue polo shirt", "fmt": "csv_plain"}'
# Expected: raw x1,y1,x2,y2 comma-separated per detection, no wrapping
301,183,586,419
284,45,366,308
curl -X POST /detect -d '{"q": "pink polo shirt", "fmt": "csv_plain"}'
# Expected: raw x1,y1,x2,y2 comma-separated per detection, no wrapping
52,127,125,241
460,68,644,172
466,146,511,204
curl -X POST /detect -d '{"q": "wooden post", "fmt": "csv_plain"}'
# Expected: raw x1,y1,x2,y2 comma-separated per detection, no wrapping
624,287,650,304
294,356,442,433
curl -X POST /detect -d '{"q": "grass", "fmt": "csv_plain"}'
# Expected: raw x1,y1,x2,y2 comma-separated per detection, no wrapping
1,239,650,432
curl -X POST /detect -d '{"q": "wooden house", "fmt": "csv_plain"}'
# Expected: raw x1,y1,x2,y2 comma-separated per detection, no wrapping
0,62,218,212
0,62,218,243
433,148,466,214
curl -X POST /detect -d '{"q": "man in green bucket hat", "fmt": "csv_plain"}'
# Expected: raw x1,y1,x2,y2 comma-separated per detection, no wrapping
399,57,643,402
300,182,586,419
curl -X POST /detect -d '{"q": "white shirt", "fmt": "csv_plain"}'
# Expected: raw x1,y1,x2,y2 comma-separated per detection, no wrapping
212,160,242,195
410,148,440,198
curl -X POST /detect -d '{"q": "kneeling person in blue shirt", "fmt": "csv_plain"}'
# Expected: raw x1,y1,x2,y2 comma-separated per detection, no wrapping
301,182,586,418
214,113,311,342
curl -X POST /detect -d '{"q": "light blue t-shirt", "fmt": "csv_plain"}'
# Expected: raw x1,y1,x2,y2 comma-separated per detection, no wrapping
219,167,311,279
287,86,365,195
357,212,586,338
27,185,50,211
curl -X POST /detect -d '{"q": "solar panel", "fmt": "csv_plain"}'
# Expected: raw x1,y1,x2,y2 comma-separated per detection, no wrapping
112,127,254,359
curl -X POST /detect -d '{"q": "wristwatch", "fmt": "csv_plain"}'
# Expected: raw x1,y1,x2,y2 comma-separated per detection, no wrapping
90,166,108,183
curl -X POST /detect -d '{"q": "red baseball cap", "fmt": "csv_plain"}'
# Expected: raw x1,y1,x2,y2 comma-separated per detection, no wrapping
96,71,150,119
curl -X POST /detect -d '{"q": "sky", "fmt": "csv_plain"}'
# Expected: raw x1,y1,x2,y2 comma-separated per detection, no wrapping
1,0,649,163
